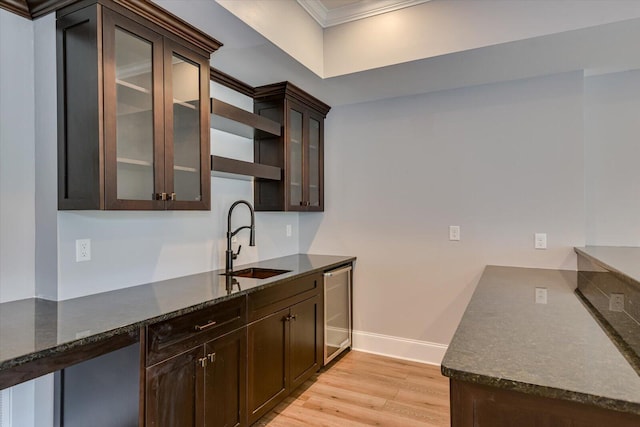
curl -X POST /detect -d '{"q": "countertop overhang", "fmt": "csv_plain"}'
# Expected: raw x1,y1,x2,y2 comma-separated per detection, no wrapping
441,265,640,415
0,254,355,390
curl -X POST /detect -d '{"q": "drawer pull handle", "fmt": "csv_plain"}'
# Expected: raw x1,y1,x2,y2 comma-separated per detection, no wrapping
194,320,217,331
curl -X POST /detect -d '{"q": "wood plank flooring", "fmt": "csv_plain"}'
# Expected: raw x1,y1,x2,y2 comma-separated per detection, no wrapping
254,351,450,426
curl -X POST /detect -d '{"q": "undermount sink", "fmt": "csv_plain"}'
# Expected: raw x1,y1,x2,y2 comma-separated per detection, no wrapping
221,267,291,279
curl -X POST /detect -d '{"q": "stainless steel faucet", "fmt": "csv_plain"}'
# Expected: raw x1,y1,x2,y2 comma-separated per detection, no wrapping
226,200,255,272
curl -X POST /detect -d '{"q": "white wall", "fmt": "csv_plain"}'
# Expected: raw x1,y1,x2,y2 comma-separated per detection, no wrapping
301,71,586,363
215,0,323,77
584,70,640,246
34,14,58,300
0,9,35,303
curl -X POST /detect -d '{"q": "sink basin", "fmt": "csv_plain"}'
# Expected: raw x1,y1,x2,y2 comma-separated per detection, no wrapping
221,267,291,279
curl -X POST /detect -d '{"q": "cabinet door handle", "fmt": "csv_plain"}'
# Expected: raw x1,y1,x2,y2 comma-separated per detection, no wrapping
194,320,217,331
198,357,207,368
208,352,216,363
169,192,176,201
290,314,297,321
154,192,168,201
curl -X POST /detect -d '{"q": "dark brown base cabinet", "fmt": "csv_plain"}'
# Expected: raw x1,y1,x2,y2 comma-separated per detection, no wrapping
146,327,247,427
144,295,248,427
142,271,329,426
451,379,640,427
247,274,323,425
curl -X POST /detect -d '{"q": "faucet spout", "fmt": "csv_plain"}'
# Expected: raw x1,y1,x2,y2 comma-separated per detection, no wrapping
226,200,255,272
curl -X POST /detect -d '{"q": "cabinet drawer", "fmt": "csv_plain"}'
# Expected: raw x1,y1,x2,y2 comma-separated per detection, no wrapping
146,296,246,366
248,273,321,321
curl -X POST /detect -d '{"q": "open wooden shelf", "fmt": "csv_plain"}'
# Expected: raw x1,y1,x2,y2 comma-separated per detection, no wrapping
210,98,281,139
211,155,281,181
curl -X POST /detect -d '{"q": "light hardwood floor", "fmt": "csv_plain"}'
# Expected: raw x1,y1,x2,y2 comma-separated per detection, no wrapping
254,350,450,427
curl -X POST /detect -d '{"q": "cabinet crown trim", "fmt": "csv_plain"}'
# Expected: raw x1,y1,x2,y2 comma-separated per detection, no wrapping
51,0,222,54
254,81,331,117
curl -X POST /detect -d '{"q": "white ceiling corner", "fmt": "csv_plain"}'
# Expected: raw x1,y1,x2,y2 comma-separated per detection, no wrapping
296,0,432,28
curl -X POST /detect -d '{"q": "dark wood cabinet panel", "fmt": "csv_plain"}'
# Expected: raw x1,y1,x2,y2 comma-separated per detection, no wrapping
146,326,248,427
57,1,213,210
451,379,640,427
254,82,330,212
248,292,323,425
146,296,246,366
146,346,205,427
247,308,289,425
248,272,321,321
289,295,322,390
205,328,247,427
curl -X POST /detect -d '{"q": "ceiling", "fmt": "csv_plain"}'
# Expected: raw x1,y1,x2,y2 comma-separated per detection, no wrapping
297,0,429,27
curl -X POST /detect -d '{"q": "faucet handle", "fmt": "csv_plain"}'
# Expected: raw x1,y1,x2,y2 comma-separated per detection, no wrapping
233,245,242,260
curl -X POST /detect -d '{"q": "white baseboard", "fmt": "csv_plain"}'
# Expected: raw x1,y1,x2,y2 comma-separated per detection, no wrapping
351,330,448,366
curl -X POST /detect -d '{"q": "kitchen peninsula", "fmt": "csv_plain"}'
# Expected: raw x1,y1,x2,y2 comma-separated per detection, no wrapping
441,253,640,426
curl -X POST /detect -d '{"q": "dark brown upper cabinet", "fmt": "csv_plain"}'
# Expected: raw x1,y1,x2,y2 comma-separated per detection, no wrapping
56,0,221,210
253,82,331,212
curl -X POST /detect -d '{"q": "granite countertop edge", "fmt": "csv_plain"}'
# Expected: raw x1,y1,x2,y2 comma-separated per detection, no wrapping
441,365,640,415
0,254,356,373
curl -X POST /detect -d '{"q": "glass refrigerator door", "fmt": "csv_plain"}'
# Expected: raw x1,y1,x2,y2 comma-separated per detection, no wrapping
324,265,352,364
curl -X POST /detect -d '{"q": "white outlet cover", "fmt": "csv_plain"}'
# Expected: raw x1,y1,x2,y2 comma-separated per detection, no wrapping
449,225,460,241
75,239,91,262
535,287,548,304
534,233,547,249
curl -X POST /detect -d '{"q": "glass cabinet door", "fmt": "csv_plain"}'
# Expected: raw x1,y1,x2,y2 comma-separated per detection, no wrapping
164,42,209,210
169,54,201,202
288,106,304,209
103,11,164,209
307,115,322,209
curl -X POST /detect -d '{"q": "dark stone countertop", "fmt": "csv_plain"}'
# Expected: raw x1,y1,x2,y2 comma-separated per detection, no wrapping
0,254,355,385
441,265,640,415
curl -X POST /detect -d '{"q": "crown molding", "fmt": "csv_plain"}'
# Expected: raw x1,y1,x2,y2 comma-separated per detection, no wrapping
296,0,431,28
296,0,327,27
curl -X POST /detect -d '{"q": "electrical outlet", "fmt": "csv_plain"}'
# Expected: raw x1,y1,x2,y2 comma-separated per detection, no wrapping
534,233,547,249
535,287,547,304
286,224,292,237
610,293,625,312
75,239,91,262
449,225,460,241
